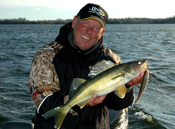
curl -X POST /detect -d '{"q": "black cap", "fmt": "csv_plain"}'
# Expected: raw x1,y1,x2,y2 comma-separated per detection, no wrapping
77,3,108,29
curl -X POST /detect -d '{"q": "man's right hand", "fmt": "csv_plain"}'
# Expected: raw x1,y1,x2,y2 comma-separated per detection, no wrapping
87,94,107,107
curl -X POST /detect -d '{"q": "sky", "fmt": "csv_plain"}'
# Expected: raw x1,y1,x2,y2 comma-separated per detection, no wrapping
0,0,175,20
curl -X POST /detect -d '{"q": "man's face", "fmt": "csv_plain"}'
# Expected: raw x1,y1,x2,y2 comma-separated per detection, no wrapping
72,16,105,50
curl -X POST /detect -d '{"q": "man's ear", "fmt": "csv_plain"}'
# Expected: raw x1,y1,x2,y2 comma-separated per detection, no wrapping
72,16,78,29
102,29,105,35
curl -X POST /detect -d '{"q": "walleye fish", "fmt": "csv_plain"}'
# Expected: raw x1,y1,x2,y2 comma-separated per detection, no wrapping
43,60,149,129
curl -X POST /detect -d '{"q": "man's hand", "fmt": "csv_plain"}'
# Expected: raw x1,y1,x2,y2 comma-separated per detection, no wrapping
127,72,144,86
87,94,107,107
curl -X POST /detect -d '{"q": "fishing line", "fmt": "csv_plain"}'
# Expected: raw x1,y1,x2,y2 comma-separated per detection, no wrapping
148,80,175,103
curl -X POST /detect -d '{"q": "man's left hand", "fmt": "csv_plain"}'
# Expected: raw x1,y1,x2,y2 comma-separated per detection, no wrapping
127,72,144,86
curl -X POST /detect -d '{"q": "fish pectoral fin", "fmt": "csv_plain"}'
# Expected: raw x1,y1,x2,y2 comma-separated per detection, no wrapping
114,85,127,99
69,78,86,98
77,99,89,109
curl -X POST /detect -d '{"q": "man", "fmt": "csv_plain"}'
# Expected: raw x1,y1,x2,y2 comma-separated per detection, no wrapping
28,3,143,129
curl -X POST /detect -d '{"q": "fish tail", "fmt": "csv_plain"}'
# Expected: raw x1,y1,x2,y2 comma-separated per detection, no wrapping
43,106,69,129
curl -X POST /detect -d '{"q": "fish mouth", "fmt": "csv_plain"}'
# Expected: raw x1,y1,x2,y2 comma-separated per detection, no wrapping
81,34,90,40
141,60,151,70
137,60,148,70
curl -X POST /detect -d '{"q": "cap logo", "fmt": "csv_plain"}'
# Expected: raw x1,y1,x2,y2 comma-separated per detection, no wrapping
89,6,105,19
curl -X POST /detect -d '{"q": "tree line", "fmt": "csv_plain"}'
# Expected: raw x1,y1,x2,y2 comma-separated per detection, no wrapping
0,18,72,24
1,17,175,24
108,17,175,24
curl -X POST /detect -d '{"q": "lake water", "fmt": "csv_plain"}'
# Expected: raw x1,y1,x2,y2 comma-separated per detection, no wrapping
0,24,175,129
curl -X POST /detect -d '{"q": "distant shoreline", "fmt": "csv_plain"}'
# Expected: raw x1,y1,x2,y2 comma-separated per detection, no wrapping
1,17,175,24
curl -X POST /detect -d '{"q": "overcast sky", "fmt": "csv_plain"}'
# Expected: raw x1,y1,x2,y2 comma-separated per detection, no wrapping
0,0,175,20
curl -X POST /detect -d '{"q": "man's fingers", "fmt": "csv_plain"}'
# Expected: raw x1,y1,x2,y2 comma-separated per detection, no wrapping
127,72,144,86
87,95,107,107
96,95,107,103
87,95,97,106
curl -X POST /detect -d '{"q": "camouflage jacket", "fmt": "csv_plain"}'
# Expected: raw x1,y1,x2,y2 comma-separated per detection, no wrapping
28,41,121,111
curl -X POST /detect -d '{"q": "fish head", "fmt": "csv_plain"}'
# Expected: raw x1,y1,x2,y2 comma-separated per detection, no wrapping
121,60,149,82
130,60,148,74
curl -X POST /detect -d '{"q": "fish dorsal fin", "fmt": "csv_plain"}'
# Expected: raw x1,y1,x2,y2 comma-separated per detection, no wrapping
88,60,115,78
69,78,86,98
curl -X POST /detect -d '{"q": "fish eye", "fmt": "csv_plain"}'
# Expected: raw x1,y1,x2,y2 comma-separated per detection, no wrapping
138,61,141,65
